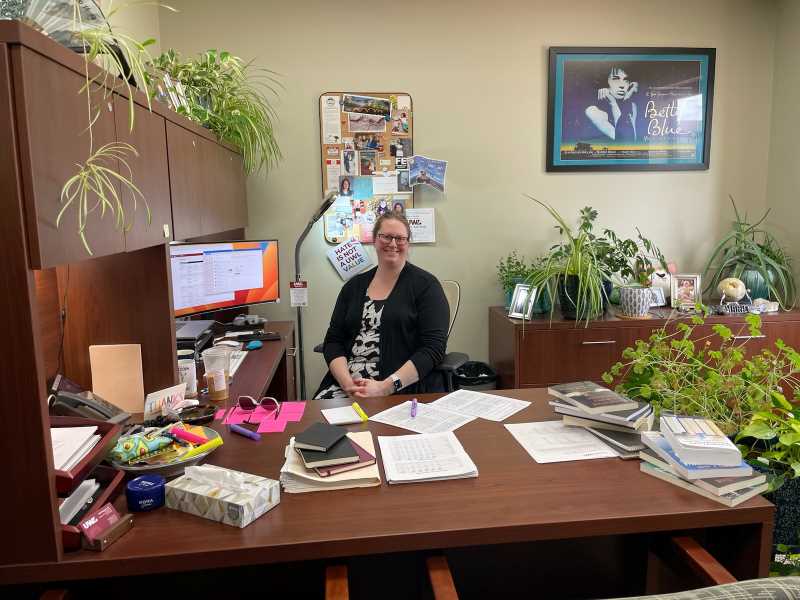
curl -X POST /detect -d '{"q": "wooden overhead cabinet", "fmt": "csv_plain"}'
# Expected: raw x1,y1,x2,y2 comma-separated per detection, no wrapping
166,121,248,240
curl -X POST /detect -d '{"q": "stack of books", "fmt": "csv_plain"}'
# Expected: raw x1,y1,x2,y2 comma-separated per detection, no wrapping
279,422,381,493
639,415,768,506
548,381,653,458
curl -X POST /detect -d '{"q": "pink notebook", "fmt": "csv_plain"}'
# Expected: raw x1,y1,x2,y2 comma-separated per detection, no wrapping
314,438,376,477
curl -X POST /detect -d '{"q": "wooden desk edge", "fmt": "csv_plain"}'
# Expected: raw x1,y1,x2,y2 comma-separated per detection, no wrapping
0,505,774,585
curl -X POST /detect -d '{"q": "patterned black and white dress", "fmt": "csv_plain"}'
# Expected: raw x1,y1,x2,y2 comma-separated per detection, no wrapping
315,296,384,400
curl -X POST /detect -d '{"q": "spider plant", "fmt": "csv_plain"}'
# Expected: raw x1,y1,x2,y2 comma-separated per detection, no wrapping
55,1,166,254
58,142,147,254
152,48,282,174
703,196,796,309
525,197,613,325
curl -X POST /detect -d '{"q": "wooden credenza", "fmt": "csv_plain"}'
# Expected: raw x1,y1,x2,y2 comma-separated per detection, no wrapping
489,305,800,389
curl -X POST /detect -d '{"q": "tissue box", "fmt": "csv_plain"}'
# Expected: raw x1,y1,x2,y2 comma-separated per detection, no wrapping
165,464,280,528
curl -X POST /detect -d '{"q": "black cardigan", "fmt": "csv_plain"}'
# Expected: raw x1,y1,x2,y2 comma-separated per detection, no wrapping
316,262,450,396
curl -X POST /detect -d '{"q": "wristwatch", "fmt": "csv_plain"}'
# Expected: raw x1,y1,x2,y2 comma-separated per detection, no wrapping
390,374,402,393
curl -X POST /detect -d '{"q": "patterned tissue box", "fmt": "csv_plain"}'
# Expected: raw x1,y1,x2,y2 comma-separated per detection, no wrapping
165,464,280,528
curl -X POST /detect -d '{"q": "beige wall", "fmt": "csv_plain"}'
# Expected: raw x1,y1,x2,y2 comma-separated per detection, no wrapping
158,0,778,394
766,0,800,281
101,0,162,55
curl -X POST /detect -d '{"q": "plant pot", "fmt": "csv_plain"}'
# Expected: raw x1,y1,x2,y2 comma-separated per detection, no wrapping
739,268,772,302
558,276,611,321
619,286,652,318
503,278,526,309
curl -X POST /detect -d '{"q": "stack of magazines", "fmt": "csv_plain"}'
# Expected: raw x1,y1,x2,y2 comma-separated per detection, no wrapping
640,415,768,506
548,381,653,458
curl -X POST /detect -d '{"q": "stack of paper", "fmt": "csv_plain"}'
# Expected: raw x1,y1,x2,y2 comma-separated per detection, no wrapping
279,431,381,493
370,391,531,434
377,431,478,484
505,420,618,463
51,426,101,472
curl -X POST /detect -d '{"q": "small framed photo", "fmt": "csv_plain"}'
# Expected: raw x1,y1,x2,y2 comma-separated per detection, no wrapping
671,274,702,308
649,287,666,307
508,284,537,319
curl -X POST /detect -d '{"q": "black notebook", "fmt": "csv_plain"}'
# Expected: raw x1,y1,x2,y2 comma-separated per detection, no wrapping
294,422,347,452
296,436,360,468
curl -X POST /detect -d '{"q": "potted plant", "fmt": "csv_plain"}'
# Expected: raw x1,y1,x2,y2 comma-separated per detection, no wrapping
497,252,551,314
497,251,530,308
703,196,796,309
604,229,668,318
525,200,613,325
737,397,800,549
604,311,798,436
151,48,282,174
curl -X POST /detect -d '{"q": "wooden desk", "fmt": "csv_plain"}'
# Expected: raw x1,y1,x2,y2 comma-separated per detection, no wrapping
0,388,773,588
226,321,297,402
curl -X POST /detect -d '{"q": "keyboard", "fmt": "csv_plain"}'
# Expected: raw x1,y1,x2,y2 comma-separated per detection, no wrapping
230,350,248,377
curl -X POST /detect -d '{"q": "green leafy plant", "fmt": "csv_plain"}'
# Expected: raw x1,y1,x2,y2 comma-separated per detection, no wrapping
525,198,613,325
58,142,147,254
703,196,796,309
604,311,800,436
497,251,531,294
151,48,282,174
603,228,667,287
55,1,164,254
737,385,800,491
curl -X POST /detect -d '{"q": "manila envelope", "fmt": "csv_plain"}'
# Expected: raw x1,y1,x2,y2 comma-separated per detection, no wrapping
89,344,144,413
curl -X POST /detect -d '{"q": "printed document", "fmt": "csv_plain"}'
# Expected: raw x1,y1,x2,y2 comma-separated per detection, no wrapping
378,432,478,484
430,389,530,422
369,401,474,434
505,421,617,463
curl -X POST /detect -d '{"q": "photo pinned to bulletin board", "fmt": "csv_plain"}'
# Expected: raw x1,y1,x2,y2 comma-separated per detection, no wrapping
319,92,415,244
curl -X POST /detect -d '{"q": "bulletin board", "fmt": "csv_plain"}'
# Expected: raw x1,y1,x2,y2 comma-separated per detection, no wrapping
319,92,415,244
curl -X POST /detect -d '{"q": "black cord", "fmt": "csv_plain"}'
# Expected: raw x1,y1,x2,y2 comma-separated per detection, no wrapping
57,266,70,375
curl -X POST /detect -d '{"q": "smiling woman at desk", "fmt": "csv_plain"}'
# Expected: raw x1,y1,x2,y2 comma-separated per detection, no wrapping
315,213,449,400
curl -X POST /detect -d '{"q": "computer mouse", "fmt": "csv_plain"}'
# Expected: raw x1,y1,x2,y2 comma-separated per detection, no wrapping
246,340,263,350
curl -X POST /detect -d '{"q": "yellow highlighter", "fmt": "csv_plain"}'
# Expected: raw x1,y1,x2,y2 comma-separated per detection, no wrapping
351,402,369,422
181,435,224,460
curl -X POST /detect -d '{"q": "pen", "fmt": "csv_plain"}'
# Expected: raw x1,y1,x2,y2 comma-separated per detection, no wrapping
410,398,417,418
229,424,261,441
181,435,223,460
351,402,369,422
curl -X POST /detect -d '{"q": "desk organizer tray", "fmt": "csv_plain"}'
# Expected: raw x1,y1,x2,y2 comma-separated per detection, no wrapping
51,416,122,495
60,464,125,551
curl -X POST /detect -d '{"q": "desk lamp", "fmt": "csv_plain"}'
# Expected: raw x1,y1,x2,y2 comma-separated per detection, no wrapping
295,192,337,399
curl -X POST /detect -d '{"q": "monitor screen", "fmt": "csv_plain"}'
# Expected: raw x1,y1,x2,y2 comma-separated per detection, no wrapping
170,240,279,317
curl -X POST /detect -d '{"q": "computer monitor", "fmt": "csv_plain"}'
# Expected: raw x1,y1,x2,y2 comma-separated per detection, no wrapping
170,240,279,318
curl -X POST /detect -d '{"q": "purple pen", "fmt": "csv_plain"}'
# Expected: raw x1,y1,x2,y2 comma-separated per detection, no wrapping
230,424,261,441
410,398,418,418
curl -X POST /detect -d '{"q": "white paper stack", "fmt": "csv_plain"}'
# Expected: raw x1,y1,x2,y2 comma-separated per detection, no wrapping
279,431,381,493
377,431,478,484
51,426,101,471
58,478,100,524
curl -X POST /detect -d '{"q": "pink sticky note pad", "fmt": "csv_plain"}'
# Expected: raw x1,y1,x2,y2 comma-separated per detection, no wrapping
214,409,227,421
281,401,306,422
258,415,288,433
224,406,276,425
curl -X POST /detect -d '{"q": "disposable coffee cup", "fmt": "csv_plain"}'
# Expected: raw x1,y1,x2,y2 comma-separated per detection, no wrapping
178,359,197,398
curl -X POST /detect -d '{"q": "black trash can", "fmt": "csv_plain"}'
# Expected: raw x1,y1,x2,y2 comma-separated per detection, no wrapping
454,361,498,391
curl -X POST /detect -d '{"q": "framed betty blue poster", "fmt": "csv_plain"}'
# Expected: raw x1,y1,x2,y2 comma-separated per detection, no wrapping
546,47,715,172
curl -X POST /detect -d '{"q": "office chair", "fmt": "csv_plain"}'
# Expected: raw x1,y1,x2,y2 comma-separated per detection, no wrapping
313,279,468,394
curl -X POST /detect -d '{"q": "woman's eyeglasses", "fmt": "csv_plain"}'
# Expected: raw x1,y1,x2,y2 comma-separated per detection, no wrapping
376,233,409,245
237,395,280,423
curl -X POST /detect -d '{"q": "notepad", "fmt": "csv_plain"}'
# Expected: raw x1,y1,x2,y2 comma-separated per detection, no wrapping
321,405,364,425
51,426,99,471
294,422,347,452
